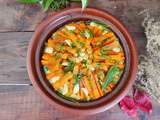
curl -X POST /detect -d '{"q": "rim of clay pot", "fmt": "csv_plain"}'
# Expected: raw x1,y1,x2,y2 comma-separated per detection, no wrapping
27,7,138,115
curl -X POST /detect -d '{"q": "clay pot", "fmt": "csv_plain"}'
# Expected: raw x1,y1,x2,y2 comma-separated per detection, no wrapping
27,8,138,115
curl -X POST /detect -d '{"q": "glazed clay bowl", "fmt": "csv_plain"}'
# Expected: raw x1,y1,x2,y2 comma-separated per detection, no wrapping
27,8,138,115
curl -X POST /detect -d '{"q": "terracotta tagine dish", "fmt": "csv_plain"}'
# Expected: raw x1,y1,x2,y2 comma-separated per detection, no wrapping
27,7,138,115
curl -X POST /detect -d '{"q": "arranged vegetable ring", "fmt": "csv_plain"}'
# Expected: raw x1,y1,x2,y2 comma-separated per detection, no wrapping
41,21,125,101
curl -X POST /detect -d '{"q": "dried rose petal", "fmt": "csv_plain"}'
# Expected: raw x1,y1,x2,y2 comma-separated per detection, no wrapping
134,89,152,113
119,96,137,117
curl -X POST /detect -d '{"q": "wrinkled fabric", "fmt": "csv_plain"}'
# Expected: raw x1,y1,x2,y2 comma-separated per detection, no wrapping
134,89,152,113
119,89,152,117
119,96,137,117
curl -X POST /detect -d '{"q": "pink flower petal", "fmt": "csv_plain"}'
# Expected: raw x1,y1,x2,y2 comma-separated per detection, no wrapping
134,89,152,114
119,96,137,117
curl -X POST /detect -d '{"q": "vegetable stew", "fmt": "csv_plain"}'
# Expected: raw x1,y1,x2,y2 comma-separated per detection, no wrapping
41,21,125,101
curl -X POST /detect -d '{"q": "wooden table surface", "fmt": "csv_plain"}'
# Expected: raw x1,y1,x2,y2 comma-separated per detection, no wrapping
0,0,160,120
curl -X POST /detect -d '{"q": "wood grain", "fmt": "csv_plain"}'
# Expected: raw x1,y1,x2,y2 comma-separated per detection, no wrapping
2,86,160,120
0,0,160,32
0,32,32,84
0,32,146,84
0,86,160,120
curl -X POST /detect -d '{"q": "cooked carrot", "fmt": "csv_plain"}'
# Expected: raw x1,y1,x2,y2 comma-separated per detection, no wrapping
93,26,100,35
89,73,101,99
58,31,68,39
42,54,52,60
114,75,119,80
63,29,77,41
46,71,62,79
83,77,94,98
94,50,100,56
79,81,85,99
41,60,48,65
54,72,73,90
119,52,125,57
87,26,95,34
79,23,86,29
61,53,69,59
48,64,59,71
93,73,104,96
47,38,54,47
93,47,100,51
91,84,101,99
41,21,125,101
93,32,114,42
66,47,77,54
118,63,124,69
106,51,120,55
106,86,112,92
109,54,125,61
101,65,108,71
104,32,114,38
85,38,92,48
95,29,103,36
68,79,74,95
103,37,115,46
47,73,56,80
46,59,60,71
67,23,77,27
74,29,80,34
53,37,65,43
109,83,115,89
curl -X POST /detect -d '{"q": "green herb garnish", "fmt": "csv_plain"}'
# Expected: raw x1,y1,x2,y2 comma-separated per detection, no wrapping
74,73,83,85
64,60,75,73
91,21,109,29
96,63,101,68
81,29,94,38
43,66,49,73
102,65,120,90
59,43,64,51
17,0,88,11
97,71,105,79
83,59,88,67
100,49,107,55
80,42,85,47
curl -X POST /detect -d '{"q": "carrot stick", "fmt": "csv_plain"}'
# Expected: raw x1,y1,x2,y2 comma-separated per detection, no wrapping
106,51,120,55
103,37,115,46
118,63,124,69
79,81,85,99
68,79,73,95
93,47,100,51
104,32,114,38
41,60,48,65
58,31,68,39
47,38,54,47
83,77,94,98
63,29,77,41
79,23,86,29
89,74,101,99
46,71,62,80
93,26,100,35
93,73,103,96
106,86,112,92
46,73,56,80
91,84,100,99
95,29,102,36
42,54,52,60
53,37,65,43
109,82,115,89
61,53,69,59
54,72,73,90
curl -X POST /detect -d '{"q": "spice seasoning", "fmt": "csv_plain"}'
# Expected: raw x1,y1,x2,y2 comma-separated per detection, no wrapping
135,16,160,103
